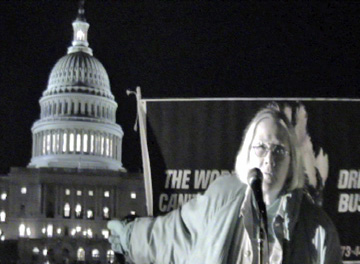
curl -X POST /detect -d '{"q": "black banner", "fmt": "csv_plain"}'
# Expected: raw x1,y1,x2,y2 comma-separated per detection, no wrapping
145,99,360,262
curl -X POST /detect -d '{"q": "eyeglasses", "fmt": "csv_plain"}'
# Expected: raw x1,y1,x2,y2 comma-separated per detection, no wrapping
252,144,289,159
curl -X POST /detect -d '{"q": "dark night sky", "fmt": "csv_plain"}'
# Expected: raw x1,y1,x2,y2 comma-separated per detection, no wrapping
1,1,360,172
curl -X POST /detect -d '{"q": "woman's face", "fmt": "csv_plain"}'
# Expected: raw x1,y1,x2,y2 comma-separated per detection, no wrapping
248,117,291,194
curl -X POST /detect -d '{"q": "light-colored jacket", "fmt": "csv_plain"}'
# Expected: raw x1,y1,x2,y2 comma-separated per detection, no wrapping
126,176,342,264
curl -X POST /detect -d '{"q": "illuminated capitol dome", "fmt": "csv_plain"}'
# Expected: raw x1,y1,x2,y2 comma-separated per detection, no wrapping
28,3,124,171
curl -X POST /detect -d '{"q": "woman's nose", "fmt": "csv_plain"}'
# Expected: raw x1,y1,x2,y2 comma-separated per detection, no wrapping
264,150,276,167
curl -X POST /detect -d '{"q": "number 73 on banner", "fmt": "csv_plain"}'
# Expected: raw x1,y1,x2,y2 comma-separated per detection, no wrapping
341,245,360,258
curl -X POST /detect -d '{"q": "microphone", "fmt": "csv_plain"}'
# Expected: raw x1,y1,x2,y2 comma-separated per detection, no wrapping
247,168,268,234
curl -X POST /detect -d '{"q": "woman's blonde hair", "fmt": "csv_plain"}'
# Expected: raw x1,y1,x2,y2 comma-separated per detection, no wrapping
235,104,305,192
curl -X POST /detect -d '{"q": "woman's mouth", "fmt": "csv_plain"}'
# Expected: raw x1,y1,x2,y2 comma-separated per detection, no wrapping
263,172,275,183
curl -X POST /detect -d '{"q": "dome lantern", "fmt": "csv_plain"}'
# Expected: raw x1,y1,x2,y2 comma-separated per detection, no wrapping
68,0,93,55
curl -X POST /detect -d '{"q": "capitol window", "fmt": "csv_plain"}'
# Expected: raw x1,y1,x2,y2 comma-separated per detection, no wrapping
102,229,109,239
26,227,31,237
92,249,100,259
62,132,67,152
88,190,93,196
95,134,100,154
76,133,81,152
47,224,53,237
76,190,82,196
77,248,85,261
109,138,113,157
130,192,137,199
101,136,105,155
104,190,110,197
87,228,93,238
69,133,75,152
106,138,110,156
83,134,88,152
1,193,7,201
65,189,70,195
52,133,58,152
19,224,25,237
87,209,94,219
71,228,76,236
63,203,70,218
75,204,82,218
46,134,51,153
42,136,46,154
32,247,40,255
107,250,115,263
90,134,95,153
103,207,109,219
76,30,85,41
21,187,27,194
0,211,6,222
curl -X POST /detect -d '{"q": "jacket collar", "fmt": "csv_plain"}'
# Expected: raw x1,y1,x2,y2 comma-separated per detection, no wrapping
240,186,304,240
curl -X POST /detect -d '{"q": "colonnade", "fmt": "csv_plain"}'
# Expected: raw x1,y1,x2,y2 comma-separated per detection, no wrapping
32,129,122,160
41,98,116,121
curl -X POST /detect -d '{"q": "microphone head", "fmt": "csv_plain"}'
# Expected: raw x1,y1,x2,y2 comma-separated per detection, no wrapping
247,168,263,185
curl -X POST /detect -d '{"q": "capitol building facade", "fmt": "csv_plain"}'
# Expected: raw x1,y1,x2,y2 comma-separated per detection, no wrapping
0,3,145,264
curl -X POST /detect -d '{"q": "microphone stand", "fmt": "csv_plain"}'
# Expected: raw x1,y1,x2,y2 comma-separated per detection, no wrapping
251,187,269,264
248,168,270,264
257,215,267,264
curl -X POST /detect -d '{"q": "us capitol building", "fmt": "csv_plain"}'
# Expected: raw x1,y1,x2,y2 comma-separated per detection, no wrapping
0,3,146,264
